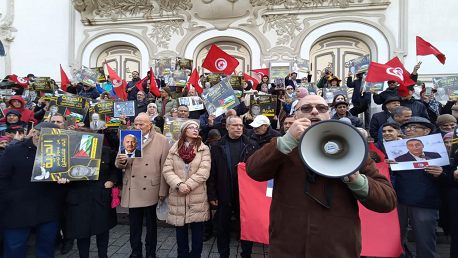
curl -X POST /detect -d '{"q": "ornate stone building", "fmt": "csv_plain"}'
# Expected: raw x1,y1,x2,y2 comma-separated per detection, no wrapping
0,0,457,85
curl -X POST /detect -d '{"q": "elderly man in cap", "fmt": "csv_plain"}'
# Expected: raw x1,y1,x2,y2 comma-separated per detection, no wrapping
331,101,363,127
0,122,66,258
400,85,429,119
246,94,396,257
435,114,457,136
392,116,448,258
247,115,281,148
370,96,400,142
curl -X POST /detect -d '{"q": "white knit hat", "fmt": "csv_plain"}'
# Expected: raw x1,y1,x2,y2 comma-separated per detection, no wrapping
180,120,199,133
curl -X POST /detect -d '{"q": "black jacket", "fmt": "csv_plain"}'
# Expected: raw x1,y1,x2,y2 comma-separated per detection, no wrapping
247,127,281,148
126,78,141,100
369,111,391,142
129,99,149,123
346,77,371,103
64,147,121,239
394,151,442,162
373,88,398,105
400,98,429,119
207,134,258,205
421,100,454,125
0,138,64,229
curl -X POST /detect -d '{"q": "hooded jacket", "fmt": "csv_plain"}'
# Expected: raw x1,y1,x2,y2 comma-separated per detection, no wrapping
0,96,37,124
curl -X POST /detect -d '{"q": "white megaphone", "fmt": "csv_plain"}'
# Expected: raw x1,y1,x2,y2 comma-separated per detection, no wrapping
298,120,368,178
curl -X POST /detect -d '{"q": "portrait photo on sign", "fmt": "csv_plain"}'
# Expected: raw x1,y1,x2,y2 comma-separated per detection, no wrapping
114,101,135,117
119,130,143,158
383,133,449,171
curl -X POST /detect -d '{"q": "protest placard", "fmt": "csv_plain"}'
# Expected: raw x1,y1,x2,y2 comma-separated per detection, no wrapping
178,96,204,111
348,54,370,74
201,78,240,117
32,77,53,91
113,101,135,117
323,87,348,104
250,95,277,118
432,76,458,88
176,57,193,76
119,130,142,158
31,128,104,182
170,70,188,87
162,118,200,147
74,66,101,85
384,134,449,171
44,94,89,122
298,83,317,95
292,57,309,78
93,67,106,82
156,59,173,81
88,100,121,128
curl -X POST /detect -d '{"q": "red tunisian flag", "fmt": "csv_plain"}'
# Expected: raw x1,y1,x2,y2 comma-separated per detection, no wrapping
238,162,403,257
188,68,203,94
250,68,269,81
366,61,415,97
243,73,259,89
60,65,71,91
105,61,127,100
8,74,29,88
149,67,161,97
416,36,446,64
135,77,146,92
202,44,239,75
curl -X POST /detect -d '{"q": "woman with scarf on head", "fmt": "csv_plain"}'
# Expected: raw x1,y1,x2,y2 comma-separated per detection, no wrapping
420,87,454,125
147,103,164,132
288,87,309,115
162,120,211,258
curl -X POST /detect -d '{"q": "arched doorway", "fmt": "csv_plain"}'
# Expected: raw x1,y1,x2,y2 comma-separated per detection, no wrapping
309,37,370,83
96,46,142,81
195,42,251,75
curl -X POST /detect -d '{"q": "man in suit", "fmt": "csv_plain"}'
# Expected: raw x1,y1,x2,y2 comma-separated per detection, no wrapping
90,113,105,130
121,134,141,158
395,139,441,162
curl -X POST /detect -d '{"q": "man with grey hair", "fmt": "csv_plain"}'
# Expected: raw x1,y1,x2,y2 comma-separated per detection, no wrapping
90,113,105,130
207,115,259,258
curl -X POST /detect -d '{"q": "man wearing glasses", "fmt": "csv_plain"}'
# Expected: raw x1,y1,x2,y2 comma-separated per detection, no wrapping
246,95,396,257
177,105,190,118
392,116,447,257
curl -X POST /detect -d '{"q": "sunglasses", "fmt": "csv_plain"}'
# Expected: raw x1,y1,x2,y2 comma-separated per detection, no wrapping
295,104,328,113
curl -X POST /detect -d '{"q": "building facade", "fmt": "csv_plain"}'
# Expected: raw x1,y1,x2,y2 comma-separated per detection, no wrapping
0,0,457,87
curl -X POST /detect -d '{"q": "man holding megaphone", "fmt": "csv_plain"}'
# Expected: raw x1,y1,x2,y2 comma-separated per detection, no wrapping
246,95,397,257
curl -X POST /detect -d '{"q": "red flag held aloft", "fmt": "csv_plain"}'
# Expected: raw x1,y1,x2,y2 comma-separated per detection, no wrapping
60,64,71,92
250,68,269,81
188,68,203,94
9,74,29,88
149,67,161,97
135,77,146,92
202,44,239,75
365,61,413,97
416,36,446,64
242,73,259,89
105,61,127,100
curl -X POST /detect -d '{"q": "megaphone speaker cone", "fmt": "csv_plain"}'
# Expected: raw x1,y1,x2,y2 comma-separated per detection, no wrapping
298,120,368,178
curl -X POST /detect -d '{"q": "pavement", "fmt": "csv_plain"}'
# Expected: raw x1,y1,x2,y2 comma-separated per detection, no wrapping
23,222,451,258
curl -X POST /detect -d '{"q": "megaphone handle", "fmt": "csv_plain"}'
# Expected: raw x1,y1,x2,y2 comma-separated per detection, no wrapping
304,168,333,209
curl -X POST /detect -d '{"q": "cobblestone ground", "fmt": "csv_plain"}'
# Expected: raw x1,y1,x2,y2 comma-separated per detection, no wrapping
23,224,451,258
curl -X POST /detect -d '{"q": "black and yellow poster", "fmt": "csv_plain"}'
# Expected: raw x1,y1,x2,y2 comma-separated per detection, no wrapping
163,118,199,147
230,76,244,98
44,94,89,122
88,99,122,128
250,95,277,118
298,83,317,95
176,57,193,76
93,67,106,82
31,128,104,182
32,77,52,92
156,59,172,79
201,78,240,117
171,70,188,87
74,66,101,85
204,73,224,84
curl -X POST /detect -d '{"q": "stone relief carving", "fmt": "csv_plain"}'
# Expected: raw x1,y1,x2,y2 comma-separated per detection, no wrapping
149,20,184,49
0,0,17,46
250,0,366,9
155,0,192,16
262,14,301,46
72,0,154,22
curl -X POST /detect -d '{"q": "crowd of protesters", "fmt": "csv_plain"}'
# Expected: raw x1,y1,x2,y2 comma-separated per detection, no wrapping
0,65,457,258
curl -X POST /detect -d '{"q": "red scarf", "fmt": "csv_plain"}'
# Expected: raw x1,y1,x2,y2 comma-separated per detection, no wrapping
178,143,196,163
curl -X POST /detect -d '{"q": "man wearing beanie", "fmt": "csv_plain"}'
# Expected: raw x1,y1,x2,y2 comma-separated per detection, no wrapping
0,96,37,124
0,122,64,258
435,114,457,136
5,109,25,126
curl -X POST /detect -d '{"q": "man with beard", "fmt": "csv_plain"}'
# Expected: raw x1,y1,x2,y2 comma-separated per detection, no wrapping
435,114,456,136
126,71,141,100
246,95,396,257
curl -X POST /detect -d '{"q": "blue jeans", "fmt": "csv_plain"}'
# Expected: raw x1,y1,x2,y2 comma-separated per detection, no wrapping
176,222,204,258
3,220,58,258
397,202,438,258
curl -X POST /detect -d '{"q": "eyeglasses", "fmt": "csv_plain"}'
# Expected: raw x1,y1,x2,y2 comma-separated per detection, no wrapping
401,125,427,130
295,104,329,113
187,126,198,131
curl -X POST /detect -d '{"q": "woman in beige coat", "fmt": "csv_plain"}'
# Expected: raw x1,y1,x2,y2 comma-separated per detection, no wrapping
163,120,211,258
